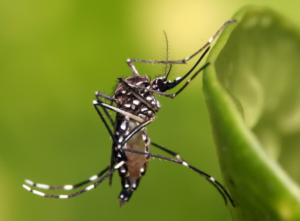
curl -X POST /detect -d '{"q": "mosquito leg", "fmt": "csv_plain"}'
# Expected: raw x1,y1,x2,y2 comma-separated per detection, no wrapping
93,98,152,183
183,19,236,62
93,98,144,146
122,148,235,207
93,100,130,163
119,118,154,149
108,144,115,185
23,162,125,199
108,117,153,184
24,166,109,191
93,100,144,124
151,142,183,160
94,91,116,127
93,92,117,185
169,62,210,98
93,101,118,145
95,91,116,103
126,20,236,98
127,58,140,76
129,47,210,99
126,20,236,66
155,148,229,207
133,62,209,99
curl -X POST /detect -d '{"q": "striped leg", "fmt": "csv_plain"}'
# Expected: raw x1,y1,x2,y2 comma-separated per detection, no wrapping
151,142,232,206
125,46,210,101
95,91,116,126
24,166,109,191
94,92,117,185
93,93,155,185
122,148,235,207
93,100,144,124
93,91,145,146
145,61,210,99
23,96,151,197
126,20,236,74
151,142,183,160
23,162,125,198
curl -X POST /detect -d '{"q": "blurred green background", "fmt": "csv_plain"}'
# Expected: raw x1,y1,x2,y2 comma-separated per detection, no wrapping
1,1,299,221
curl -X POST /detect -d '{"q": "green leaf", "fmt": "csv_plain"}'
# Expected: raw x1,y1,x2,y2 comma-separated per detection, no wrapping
203,6,300,221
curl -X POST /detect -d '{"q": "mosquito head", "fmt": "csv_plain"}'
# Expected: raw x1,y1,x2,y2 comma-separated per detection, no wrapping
150,75,182,92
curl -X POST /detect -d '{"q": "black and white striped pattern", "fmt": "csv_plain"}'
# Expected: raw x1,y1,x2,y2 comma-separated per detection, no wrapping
121,148,235,206
23,162,125,199
23,19,236,207
23,166,109,191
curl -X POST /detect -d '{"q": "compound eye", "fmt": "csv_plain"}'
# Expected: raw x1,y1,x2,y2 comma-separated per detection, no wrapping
157,79,167,92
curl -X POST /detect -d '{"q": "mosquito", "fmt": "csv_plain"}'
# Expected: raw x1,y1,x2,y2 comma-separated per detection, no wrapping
23,19,236,207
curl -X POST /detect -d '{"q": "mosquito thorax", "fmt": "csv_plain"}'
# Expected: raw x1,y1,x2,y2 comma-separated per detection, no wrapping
114,75,161,120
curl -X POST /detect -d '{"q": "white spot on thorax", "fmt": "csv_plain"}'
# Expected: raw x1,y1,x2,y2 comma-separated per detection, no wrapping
120,121,127,130
133,100,140,105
